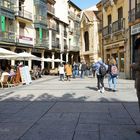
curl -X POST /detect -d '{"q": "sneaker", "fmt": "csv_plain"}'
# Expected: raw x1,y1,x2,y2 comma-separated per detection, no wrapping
112,90,116,92
101,87,105,93
97,89,100,92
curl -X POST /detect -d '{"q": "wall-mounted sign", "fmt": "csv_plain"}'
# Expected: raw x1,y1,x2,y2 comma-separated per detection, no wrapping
131,23,140,35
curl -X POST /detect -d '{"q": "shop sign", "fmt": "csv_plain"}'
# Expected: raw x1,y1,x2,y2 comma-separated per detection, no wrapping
131,23,140,35
18,35,33,45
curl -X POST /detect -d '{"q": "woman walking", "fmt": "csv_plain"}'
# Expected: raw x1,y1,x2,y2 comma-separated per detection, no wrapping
108,57,118,92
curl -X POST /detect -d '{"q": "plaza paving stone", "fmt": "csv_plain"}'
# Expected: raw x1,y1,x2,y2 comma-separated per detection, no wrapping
0,76,139,140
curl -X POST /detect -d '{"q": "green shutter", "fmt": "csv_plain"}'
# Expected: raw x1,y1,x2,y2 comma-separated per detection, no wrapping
39,28,42,40
1,16,6,32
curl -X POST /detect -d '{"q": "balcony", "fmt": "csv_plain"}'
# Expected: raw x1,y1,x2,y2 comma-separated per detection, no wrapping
52,41,60,50
129,3,140,23
16,35,33,45
0,0,15,19
103,24,111,36
34,38,49,48
47,20,56,30
102,0,116,11
112,18,125,33
34,15,47,26
15,9,32,21
68,10,75,19
75,15,80,22
47,3,55,15
69,45,79,52
0,31,15,43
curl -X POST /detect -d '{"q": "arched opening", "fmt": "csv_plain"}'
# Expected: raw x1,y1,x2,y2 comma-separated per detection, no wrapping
84,31,89,51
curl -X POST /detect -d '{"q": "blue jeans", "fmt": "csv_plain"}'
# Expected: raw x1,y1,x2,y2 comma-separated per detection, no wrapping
108,74,117,90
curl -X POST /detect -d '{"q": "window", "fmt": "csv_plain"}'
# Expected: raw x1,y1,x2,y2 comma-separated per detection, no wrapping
84,31,89,51
108,15,112,34
118,7,123,19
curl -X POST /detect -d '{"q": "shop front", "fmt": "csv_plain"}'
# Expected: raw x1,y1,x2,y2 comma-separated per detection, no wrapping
105,43,125,78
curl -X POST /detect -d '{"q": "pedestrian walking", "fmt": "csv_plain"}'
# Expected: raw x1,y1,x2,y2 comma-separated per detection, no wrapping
130,36,140,134
80,62,87,78
93,57,108,93
108,57,118,92
65,62,72,81
58,63,65,81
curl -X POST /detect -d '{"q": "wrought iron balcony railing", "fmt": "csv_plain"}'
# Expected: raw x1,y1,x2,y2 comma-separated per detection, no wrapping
0,31,15,43
103,24,111,36
68,10,75,19
47,20,56,30
15,9,32,20
34,38,49,48
129,3,140,22
0,0,14,11
112,18,125,33
34,15,47,25
47,3,55,15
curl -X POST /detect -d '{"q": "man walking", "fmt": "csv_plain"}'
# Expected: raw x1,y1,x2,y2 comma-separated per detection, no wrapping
93,57,108,93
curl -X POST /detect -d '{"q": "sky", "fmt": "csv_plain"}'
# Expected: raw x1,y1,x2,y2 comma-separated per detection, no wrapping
71,0,100,10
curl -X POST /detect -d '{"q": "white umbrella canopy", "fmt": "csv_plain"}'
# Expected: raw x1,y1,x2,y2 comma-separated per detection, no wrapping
0,47,17,55
54,58,65,62
41,58,53,62
0,52,40,61
17,52,38,60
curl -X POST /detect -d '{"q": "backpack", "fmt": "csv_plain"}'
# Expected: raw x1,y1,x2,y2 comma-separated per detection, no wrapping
111,65,118,76
99,64,107,76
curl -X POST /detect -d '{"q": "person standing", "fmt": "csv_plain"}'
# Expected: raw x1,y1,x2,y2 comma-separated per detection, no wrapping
65,62,72,81
58,63,65,81
130,37,140,134
108,57,118,92
93,57,108,93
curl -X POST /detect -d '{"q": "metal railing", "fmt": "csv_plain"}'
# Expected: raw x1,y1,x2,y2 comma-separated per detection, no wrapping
34,38,49,48
0,0,15,10
47,20,56,30
15,9,32,20
112,18,125,33
47,3,55,15
34,15,47,25
103,25,111,36
129,3,140,22
68,11,75,19
0,31,15,42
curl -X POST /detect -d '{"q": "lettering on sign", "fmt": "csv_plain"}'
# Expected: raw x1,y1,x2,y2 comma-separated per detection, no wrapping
131,23,140,35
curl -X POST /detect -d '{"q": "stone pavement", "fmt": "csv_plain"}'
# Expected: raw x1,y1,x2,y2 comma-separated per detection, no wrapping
0,76,140,140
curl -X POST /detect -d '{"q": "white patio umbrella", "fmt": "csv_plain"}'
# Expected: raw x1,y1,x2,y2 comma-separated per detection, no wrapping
0,52,39,60
54,58,65,62
41,58,53,62
0,47,17,56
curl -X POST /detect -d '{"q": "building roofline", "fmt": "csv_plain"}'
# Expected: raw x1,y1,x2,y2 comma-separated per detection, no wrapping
68,0,82,11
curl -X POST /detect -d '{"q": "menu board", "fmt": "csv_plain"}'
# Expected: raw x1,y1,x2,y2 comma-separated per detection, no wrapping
19,66,32,85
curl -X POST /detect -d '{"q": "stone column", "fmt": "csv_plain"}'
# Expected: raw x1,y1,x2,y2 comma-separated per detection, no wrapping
60,53,63,62
52,52,55,69
27,48,32,70
66,52,69,63
41,50,45,70
49,30,52,50
10,47,16,66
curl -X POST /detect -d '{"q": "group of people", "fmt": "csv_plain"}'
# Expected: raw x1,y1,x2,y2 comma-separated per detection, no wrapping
93,57,118,93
